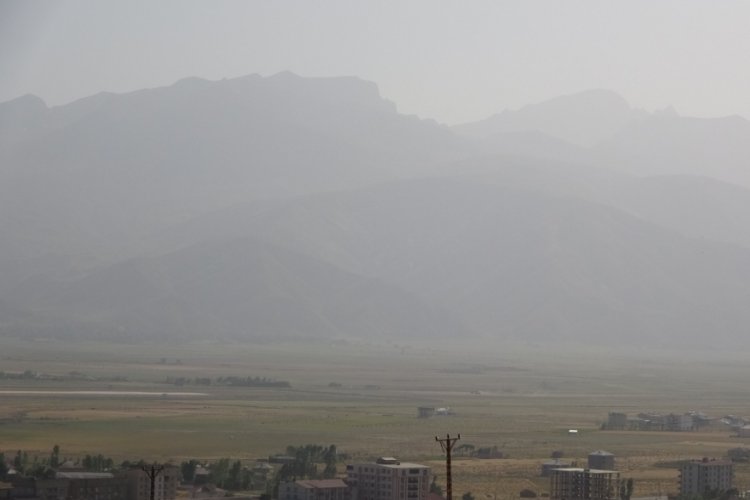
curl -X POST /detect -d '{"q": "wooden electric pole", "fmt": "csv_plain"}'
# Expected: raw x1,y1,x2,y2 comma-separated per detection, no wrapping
436,433,461,500
141,463,164,500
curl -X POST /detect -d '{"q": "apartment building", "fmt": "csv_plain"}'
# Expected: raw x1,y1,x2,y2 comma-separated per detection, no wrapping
346,457,431,500
550,468,620,500
679,459,733,496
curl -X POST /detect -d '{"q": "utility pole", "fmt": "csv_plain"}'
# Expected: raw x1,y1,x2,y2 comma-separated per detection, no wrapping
142,463,165,500
436,433,460,500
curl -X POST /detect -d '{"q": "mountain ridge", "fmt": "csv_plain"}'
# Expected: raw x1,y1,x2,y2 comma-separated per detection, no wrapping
3,74,750,349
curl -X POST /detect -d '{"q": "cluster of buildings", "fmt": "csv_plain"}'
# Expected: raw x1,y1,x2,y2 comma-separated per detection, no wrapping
0,452,738,500
605,411,711,432
544,450,619,500
0,465,178,500
416,407,453,418
279,452,737,500
0,457,433,500
280,457,431,500
544,450,735,500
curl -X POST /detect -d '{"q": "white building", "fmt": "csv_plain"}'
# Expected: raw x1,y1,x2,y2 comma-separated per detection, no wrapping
346,457,431,500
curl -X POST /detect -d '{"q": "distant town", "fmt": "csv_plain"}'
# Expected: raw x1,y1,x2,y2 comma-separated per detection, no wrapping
0,425,746,500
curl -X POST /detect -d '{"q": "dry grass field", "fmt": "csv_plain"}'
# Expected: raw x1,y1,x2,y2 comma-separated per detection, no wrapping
2,337,750,499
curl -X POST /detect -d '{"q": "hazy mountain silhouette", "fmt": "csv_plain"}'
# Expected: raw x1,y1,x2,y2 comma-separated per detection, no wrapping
453,89,647,147
429,156,750,250
126,176,750,348
457,91,750,189
3,75,750,348
0,72,470,292
9,237,467,340
593,114,750,188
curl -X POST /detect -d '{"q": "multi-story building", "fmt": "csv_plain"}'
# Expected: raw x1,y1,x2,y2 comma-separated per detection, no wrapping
123,465,179,500
57,472,130,500
279,479,350,500
9,473,129,500
346,457,431,500
549,468,620,500
7,467,178,500
679,459,733,496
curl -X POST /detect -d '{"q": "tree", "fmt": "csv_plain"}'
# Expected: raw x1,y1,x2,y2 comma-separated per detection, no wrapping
82,454,114,472
13,450,28,472
50,445,60,468
719,488,739,500
227,460,242,490
456,444,475,457
620,478,633,500
322,445,337,478
210,458,231,487
28,464,56,479
181,460,199,482
430,477,443,496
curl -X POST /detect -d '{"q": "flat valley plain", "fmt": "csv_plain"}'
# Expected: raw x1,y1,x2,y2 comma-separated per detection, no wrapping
1,337,749,500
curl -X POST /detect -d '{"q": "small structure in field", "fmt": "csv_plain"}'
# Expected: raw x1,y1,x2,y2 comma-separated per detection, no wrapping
606,412,627,430
418,407,436,418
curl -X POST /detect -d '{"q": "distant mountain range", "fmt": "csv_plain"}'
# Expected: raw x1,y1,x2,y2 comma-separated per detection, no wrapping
454,89,648,147
2,73,750,348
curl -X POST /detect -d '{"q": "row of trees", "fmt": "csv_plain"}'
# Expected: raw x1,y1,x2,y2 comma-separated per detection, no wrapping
0,371,126,382
453,443,505,459
165,375,291,388
179,444,339,494
180,458,254,490
1,445,124,479
268,444,339,497
0,446,118,481
4,447,261,494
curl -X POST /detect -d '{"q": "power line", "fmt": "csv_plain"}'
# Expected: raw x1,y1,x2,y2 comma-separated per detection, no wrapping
141,463,165,500
436,433,461,500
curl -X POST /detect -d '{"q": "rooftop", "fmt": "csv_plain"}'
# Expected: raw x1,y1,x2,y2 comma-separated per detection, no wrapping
684,460,733,467
381,462,429,469
352,460,430,470
56,472,115,480
296,479,349,489
552,468,619,474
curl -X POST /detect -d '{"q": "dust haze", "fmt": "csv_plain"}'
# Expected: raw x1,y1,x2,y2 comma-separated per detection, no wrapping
2,4,750,498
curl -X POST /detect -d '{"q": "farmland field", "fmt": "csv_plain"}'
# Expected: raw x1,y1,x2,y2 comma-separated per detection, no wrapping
1,337,749,499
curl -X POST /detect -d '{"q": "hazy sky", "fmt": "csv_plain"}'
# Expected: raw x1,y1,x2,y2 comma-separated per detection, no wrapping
2,0,750,124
